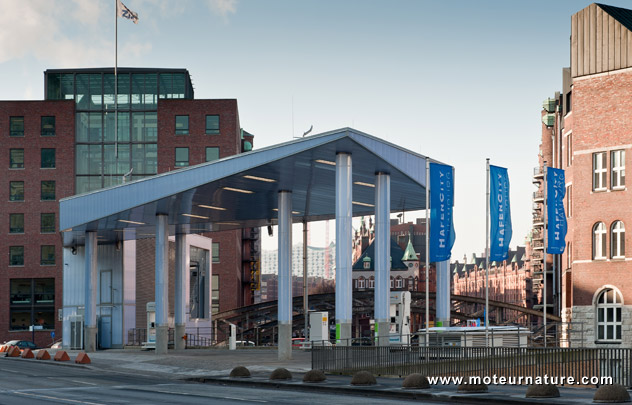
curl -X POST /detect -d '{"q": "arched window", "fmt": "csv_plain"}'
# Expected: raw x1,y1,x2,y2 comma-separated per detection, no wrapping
611,221,625,259
593,222,607,259
358,277,365,289
395,276,403,289
596,288,623,341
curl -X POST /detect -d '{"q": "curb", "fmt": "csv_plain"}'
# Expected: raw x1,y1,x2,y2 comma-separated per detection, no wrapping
1,355,92,370
186,376,584,404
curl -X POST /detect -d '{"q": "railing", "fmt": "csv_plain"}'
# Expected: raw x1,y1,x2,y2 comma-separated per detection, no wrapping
312,345,632,386
533,191,544,200
533,167,544,177
126,328,174,346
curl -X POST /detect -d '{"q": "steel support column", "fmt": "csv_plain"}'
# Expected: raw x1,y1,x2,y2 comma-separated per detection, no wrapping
374,172,391,346
155,214,169,355
436,260,451,326
84,231,98,352
277,191,293,360
335,153,353,345
174,233,187,350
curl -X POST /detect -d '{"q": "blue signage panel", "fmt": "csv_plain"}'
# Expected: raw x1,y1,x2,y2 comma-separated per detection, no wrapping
429,163,456,262
547,167,567,254
489,165,512,261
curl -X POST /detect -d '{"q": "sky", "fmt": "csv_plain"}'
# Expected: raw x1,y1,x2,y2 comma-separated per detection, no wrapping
3,0,631,261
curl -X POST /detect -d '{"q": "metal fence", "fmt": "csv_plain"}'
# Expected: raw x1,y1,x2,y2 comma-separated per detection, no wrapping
312,345,632,387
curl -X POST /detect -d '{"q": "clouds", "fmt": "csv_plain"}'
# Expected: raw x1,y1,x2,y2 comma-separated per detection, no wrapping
207,0,237,20
0,0,150,67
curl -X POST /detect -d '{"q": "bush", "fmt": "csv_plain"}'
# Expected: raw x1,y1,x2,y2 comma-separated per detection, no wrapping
303,369,327,383
270,367,292,380
593,384,631,403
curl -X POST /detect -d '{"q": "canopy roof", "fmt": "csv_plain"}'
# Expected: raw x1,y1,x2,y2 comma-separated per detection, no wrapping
60,128,440,247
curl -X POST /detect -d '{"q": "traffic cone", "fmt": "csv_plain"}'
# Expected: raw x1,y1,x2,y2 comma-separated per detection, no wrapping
53,350,70,362
75,352,91,364
36,350,51,360
21,348,34,358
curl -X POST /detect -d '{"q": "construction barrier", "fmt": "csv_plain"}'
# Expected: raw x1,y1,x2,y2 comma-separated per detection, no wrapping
21,348,34,359
6,346,20,357
53,351,70,362
75,352,91,364
36,350,51,360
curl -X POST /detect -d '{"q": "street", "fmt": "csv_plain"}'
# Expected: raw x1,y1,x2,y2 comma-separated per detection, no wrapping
0,358,435,405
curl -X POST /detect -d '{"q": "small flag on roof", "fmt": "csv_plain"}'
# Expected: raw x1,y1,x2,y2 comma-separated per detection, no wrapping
117,0,139,24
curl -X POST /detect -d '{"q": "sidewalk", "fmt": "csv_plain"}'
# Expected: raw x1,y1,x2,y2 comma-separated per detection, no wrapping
12,348,626,404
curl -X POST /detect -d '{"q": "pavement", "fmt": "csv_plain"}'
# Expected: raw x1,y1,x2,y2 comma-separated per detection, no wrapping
5,347,629,404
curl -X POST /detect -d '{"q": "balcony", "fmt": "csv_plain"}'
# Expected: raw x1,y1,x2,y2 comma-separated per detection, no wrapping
533,167,544,183
533,215,544,226
532,252,543,261
533,191,544,202
532,240,544,250
532,231,543,240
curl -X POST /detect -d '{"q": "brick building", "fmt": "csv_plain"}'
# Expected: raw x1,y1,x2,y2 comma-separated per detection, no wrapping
1,67,259,347
451,248,535,324
537,3,632,347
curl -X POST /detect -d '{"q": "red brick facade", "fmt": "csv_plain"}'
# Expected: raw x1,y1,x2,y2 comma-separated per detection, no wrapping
0,100,75,346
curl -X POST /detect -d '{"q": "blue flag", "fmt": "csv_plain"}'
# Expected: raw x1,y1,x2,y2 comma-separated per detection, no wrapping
429,163,456,262
489,165,512,261
547,167,567,254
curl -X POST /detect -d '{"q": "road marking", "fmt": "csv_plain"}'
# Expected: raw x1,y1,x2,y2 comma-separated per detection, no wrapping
71,380,98,385
13,391,105,405
138,388,268,403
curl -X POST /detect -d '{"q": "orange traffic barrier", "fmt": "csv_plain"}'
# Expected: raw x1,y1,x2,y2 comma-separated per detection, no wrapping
0,345,7,353
7,346,21,357
21,348,34,359
36,350,51,360
75,352,91,364
54,350,70,362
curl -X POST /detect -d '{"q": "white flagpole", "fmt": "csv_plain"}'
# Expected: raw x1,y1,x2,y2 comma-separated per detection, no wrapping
425,157,430,347
543,166,548,348
115,0,118,159
485,158,490,347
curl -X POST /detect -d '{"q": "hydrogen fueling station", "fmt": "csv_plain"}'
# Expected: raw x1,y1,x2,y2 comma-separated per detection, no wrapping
59,128,454,359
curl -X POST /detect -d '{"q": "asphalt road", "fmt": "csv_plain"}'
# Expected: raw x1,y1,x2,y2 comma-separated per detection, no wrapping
0,359,436,405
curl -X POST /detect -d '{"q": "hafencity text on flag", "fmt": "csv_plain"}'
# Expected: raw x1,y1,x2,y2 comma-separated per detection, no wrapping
489,165,512,261
429,163,456,262
547,167,567,254
117,0,139,24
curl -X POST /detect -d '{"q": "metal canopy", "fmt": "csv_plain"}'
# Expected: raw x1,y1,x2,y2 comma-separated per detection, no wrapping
60,128,439,247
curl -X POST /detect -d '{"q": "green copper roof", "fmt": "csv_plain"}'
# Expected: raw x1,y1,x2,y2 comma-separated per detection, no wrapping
521,254,526,261
402,234,418,261
511,254,518,263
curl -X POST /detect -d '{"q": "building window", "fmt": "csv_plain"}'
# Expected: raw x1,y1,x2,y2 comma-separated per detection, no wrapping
10,117,24,137
212,274,219,314
363,258,370,269
175,115,189,135
41,148,56,169
611,150,625,189
10,149,24,169
205,147,219,162
10,278,55,331
212,242,220,263
9,246,24,266
41,213,55,234
189,254,208,319
408,276,414,291
567,242,572,269
566,133,572,167
368,277,375,289
9,181,24,201
596,288,622,342
9,213,24,234
40,245,55,266
41,181,55,201
566,184,572,217
611,221,625,259
390,276,394,289
358,277,365,289
593,222,607,260
566,91,572,114
396,276,403,289
593,152,607,191
205,115,220,134
175,147,189,167
41,116,55,136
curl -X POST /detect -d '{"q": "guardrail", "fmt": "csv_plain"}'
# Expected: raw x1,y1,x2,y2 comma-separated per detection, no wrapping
312,345,632,386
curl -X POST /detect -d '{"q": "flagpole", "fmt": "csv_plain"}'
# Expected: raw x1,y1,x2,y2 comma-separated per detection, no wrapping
543,165,548,348
485,158,490,347
425,157,430,348
115,0,118,160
